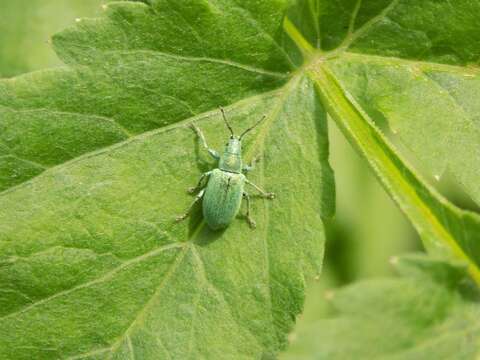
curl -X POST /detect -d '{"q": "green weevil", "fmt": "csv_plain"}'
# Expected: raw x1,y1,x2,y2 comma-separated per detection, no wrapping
176,108,275,230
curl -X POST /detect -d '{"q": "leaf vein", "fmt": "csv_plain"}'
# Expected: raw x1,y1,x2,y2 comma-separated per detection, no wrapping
348,0,363,37
226,0,295,68
104,48,289,78
0,243,185,321
107,245,189,359
338,0,400,51
340,52,480,76
190,246,264,349
0,155,47,170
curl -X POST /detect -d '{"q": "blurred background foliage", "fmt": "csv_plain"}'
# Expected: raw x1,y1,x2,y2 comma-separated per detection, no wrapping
0,0,104,78
280,123,422,359
1,1,426,357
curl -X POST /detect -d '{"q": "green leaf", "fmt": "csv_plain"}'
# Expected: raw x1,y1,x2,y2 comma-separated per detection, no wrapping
281,255,480,360
0,1,334,358
3,0,480,357
329,55,480,206
321,0,480,205
0,77,332,359
309,63,480,284
0,0,291,191
297,0,480,207
285,0,480,283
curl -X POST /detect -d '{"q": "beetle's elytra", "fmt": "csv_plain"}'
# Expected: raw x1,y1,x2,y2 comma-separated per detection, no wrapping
176,108,275,230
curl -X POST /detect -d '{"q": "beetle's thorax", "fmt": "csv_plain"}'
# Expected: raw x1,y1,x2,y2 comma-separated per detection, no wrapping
219,137,242,173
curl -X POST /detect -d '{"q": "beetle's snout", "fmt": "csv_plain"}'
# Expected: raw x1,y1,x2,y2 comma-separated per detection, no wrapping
225,137,242,154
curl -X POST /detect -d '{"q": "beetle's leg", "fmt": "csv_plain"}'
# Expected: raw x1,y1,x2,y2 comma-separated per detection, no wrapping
242,156,261,173
190,123,220,160
188,171,212,194
245,179,275,199
176,189,205,222
243,192,256,229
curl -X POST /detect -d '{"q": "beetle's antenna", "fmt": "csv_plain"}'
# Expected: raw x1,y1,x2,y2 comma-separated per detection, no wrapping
220,107,235,137
239,115,267,140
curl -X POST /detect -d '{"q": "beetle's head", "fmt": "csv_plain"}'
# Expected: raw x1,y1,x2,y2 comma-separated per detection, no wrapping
219,107,266,154
224,135,242,154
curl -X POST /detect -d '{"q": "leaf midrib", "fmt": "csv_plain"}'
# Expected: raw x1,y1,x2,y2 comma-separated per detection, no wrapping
307,63,480,285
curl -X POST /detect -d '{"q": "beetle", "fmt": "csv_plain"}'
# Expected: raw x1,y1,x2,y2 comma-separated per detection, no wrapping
176,107,275,230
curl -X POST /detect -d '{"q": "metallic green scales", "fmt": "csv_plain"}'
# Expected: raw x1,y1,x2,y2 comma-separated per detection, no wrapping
176,108,275,230
202,169,245,230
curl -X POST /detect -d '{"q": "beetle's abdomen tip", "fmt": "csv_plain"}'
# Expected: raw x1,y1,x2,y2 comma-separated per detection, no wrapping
206,221,228,231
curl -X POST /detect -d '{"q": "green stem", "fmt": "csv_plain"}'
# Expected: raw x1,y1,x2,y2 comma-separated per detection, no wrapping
308,63,480,285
